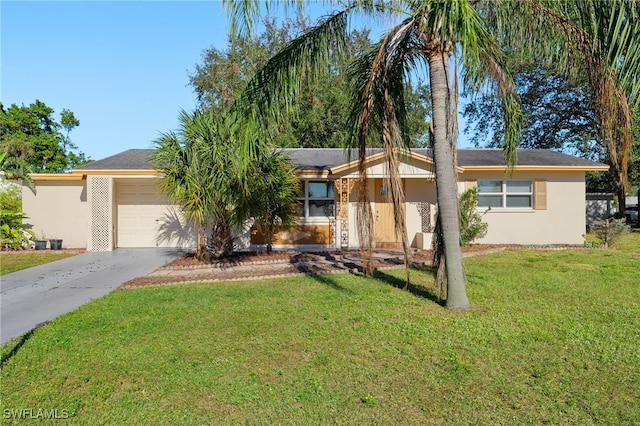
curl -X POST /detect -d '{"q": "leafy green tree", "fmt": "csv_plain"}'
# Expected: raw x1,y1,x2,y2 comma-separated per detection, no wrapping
0,100,88,174
463,60,640,204
464,63,600,158
190,16,431,148
0,170,34,250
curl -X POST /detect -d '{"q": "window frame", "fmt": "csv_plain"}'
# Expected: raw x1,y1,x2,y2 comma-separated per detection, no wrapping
477,180,533,209
297,180,335,220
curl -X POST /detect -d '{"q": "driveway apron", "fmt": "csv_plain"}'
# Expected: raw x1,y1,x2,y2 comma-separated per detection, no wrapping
1,248,186,344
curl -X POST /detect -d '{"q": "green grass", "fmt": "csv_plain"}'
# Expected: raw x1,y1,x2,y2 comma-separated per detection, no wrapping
0,252,77,275
1,234,639,424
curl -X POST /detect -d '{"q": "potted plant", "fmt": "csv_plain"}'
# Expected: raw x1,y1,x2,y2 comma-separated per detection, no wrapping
34,239,47,250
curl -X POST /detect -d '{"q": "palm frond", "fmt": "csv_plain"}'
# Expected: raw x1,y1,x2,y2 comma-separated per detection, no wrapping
481,0,640,188
346,17,425,279
236,10,350,120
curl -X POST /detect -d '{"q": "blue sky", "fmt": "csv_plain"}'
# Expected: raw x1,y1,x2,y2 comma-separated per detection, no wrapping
2,1,471,163
2,1,230,160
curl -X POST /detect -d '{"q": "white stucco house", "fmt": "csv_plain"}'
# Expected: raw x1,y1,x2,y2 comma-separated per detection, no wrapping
23,148,608,251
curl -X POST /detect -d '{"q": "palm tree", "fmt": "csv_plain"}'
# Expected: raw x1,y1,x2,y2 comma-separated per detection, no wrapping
153,110,241,259
246,150,300,253
224,0,640,310
153,109,301,259
223,0,524,310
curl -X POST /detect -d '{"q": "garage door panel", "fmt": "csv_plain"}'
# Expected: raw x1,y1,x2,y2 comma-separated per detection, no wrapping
117,182,182,248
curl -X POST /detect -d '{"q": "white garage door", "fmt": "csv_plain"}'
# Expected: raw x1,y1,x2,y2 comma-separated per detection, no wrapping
116,181,174,248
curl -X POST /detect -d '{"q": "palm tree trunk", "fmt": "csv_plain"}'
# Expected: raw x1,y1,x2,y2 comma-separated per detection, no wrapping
428,51,470,311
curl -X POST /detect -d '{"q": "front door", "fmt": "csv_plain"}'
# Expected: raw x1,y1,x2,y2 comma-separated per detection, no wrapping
374,179,400,244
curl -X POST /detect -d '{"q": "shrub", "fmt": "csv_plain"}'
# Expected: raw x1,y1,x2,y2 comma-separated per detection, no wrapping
589,218,629,248
0,179,21,212
0,178,34,250
459,186,488,246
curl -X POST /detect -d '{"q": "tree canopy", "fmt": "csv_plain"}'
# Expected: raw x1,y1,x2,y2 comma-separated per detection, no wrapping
189,15,431,148
464,63,600,158
0,100,88,175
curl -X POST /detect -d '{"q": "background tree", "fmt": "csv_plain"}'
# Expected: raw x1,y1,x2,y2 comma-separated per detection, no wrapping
464,59,640,200
190,15,431,148
0,100,88,174
464,63,600,157
479,0,640,214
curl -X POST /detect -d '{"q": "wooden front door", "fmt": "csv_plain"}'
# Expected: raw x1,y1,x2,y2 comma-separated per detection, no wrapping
374,179,400,244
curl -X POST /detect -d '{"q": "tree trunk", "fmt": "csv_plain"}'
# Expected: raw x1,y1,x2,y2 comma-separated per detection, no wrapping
617,186,626,219
428,51,470,311
266,226,273,253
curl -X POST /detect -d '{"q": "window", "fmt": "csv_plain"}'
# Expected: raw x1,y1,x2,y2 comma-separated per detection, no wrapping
297,181,335,218
478,180,532,208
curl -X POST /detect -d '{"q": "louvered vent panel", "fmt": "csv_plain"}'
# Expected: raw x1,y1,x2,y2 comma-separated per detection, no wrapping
89,176,112,251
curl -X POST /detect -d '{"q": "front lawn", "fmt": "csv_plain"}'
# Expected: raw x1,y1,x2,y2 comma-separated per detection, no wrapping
1,238,639,424
0,252,77,275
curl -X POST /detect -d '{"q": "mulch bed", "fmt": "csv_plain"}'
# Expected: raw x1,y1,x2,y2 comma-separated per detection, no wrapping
116,243,588,289
119,245,516,289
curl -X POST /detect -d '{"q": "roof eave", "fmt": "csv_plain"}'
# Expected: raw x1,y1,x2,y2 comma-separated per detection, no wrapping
29,173,85,181
328,150,463,175
460,165,610,172
69,169,161,176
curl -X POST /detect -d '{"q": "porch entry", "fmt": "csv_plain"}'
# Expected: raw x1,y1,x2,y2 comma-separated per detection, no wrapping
374,178,402,245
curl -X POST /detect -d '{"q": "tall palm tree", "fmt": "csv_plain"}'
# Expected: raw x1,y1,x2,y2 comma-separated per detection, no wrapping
224,0,524,310
224,0,639,310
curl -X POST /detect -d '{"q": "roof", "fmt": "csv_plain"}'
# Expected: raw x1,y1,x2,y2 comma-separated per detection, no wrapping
72,147,608,172
457,149,606,168
75,149,155,170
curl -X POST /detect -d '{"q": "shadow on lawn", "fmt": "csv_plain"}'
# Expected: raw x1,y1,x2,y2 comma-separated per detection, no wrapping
1,322,47,367
373,267,445,306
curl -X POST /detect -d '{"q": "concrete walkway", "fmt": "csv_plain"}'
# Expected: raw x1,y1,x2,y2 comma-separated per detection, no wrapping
1,248,186,344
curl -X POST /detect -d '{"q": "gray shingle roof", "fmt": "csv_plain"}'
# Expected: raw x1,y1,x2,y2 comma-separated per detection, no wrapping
457,149,606,167
75,149,155,170
74,148,607,171
283,148,606,169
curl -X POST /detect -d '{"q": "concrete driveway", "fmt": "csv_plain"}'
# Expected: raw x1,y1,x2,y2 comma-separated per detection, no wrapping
1,248,186,344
